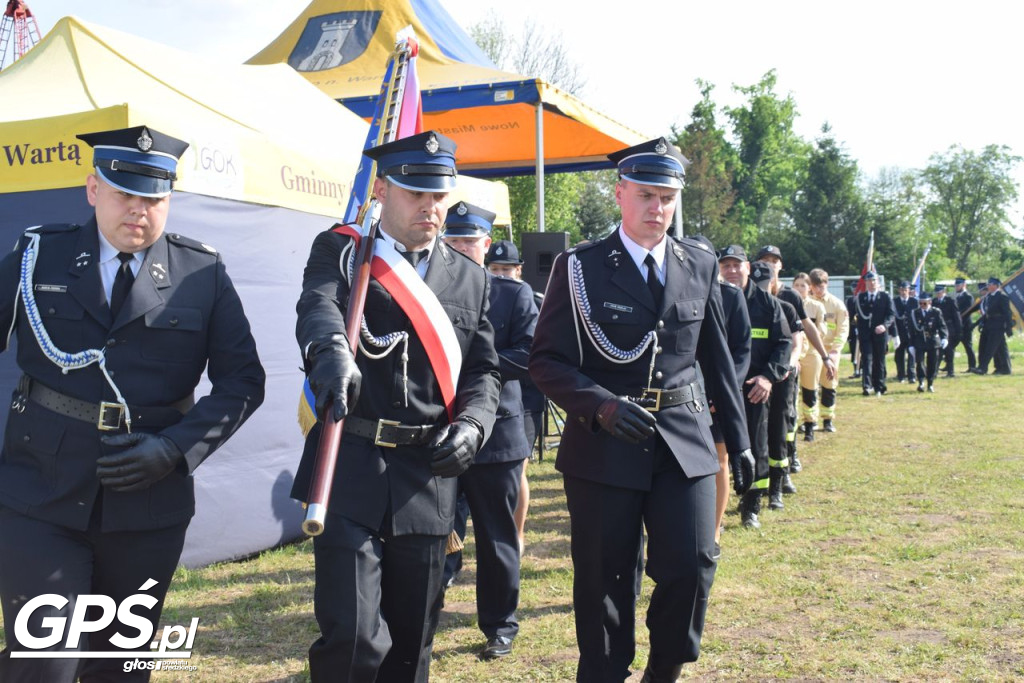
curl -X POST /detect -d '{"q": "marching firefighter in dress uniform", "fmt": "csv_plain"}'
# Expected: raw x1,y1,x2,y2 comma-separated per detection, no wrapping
954,278,978,372
909,291,948,392
441,203,538,660
529,138,751,683
932,284,962,377
0,126,265,682
972,277,1014,375
855,271,897,396
292,132,501,683
893,281,918,383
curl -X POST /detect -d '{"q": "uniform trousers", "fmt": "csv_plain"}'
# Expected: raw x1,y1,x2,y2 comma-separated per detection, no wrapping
443,459,523,640
768,371,796,470
563,438,717,683
745,396,771,491
914,344,940,385
0,504,188,683
941,330,959,372
958,326,977,370
977,323,1012,374
895,325,915,380
308,512,447,683
860,330,889,393
799,352,823,425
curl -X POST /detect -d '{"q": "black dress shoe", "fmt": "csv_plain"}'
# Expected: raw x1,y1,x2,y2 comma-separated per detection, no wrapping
640,660,685,683
822,419,836,433
482,636,513,659
862,388,872,396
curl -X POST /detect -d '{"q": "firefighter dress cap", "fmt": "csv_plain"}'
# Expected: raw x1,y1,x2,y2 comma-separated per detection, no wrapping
486,240,523,265
864,270,877,280
755,245,783,261
899,280,911,289
607,137,689,189
934,284,947,292
988,276,1003,286
954,277,966,285
918,290,933,301
718,244,748,262
443,201,494,238
364,131,458,192
977,282,988,291
77,125,189,198
749,260,774,290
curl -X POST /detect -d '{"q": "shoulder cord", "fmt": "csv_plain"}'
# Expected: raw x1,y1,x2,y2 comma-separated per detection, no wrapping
18,233,132,431
567,253,659,390
340,239,410,407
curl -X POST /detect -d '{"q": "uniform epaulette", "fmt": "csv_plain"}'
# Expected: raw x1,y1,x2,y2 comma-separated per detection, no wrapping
721,279,740,290
167,233,218,255
25,223,79,235
677,236,714,257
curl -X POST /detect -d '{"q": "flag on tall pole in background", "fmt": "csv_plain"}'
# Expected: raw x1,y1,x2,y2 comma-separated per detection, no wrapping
301,29,423,436
910,244,932,296
854,230,875,294
342,27,422,225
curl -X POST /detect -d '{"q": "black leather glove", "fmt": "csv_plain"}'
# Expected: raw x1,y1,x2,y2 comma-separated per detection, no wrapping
307,334,361,422
595,397,656,444
1007,328,1014,338
429,419,483,478
729,448,755,494
97,433,183,492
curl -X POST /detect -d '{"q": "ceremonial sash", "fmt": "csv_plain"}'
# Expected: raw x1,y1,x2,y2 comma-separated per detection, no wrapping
334,224,462,420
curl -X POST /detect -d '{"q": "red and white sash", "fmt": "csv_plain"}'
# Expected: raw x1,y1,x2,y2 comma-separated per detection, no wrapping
334,224,462,419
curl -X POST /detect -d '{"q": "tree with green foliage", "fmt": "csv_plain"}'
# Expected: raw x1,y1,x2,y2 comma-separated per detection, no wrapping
782,124,867,275
725,70,809,243
673,80,741,246
863,167,930,283
920,144,1021,274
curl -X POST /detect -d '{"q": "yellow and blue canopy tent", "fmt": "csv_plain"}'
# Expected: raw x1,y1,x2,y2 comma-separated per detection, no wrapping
247,0,648,228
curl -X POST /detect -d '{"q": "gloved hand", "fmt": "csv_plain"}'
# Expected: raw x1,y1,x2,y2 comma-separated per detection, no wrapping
595,397,656,444
1008,328,1015,338
729,448,755,494
307,334,361,422
97,433,183,492
940,338,948,349
429,419,484,478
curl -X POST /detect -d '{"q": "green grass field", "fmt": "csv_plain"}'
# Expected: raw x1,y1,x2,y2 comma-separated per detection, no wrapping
2,340,1022,681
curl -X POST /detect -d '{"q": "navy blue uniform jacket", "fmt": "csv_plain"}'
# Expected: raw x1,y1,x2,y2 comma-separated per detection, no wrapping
529,231,749,491
292,228,501,536
0,220,265,532
476,274,537,463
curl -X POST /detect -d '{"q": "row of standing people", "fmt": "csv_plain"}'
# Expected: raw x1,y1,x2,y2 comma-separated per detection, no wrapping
846,276,1014,396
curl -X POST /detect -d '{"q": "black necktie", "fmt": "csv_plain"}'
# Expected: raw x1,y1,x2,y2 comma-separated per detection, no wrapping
644,254,664,305
110,252,136,317
401,249,427,268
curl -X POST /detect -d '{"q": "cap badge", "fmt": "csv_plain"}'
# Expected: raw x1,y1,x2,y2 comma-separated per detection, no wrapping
495,245,504,255
456,203,468,216
654,140,668,155
425,133,439,155
137,130,153,152
725,247,734,255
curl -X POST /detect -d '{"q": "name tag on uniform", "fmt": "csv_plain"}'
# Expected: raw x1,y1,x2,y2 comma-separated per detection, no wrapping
34,284,67,293
751,327,769,339
603,302,633,313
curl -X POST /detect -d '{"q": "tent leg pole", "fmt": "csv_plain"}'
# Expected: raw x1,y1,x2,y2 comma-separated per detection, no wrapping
535,102,545,233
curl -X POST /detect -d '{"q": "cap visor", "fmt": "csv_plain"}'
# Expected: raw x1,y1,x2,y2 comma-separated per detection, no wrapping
386,174,456,192
620,172,682,190
96,168,172,198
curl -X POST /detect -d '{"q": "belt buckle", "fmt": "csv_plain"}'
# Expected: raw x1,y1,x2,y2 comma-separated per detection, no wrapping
374,419,401,448
638,388,662,412
97,402,124,431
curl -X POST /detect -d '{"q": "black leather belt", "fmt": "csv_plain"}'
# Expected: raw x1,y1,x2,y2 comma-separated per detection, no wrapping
19,377,192,431
344,416,439,448
629,383,704,413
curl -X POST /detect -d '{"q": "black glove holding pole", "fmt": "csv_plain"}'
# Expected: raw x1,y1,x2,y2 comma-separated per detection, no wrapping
429,418,484,478
729,448,755,494
307,334,362,422
97,433,183,492
595,396,657,444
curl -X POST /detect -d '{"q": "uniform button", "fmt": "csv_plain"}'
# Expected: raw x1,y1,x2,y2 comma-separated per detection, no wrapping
657,320,665,329
612,314,619,320
169,318,179,327
578,416,586,424
656,347,663,354
48,307,56,315
392,401,402,408
108,371,115,378
693,308,699,316
106,339,116,347
23,435,30,442
655,371,664,380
